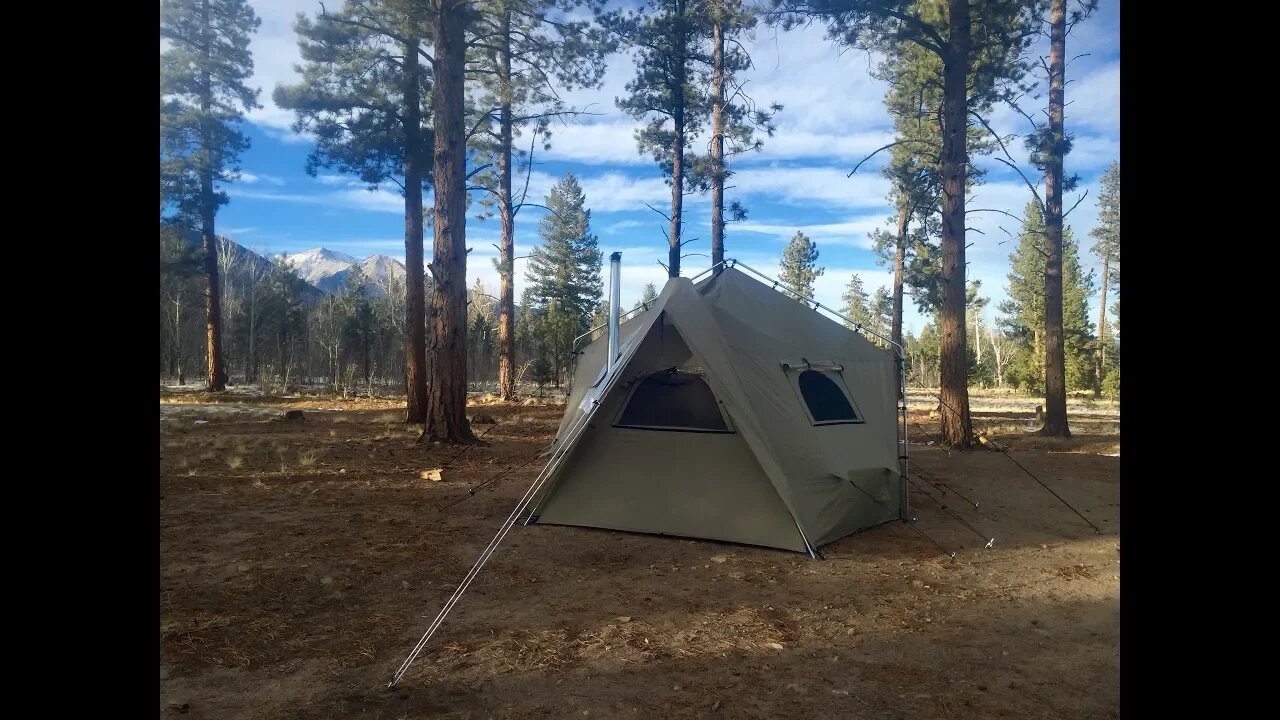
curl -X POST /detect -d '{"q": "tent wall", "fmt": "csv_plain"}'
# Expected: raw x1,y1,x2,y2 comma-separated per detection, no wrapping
533,270,904,555
534,317,807,552
690,271,903,546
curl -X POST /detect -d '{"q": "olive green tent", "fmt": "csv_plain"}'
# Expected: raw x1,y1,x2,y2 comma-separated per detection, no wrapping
526,266,907,556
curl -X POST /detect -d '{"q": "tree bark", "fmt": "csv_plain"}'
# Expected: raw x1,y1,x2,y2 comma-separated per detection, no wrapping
667,0,686,279
1040,0,1070,437
709,11,725,274
200,0,226,392
497,7,518,401
891,199,908,349
424,0,477,443
403,37,429,423
937,0,972,448
1095,254,1109,397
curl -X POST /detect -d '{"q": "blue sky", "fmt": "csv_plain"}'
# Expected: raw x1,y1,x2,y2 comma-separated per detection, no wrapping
211,0,1119,336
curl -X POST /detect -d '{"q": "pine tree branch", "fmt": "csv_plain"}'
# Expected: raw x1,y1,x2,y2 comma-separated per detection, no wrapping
466,108,497,142
644,202,672,222
969,110,1045,212
511,109,605,124
513,130,539,216
966,208,1024,224
1062,189,1089,218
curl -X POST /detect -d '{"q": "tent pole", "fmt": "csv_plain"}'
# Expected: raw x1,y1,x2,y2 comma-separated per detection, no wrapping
899,353,910,521
607,252,621,376
387,403,600,688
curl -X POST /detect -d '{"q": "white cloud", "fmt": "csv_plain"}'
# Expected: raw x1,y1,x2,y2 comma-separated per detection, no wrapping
730,165,891,209
735,216,887,248
243,1,318,133
226,185,404,214
1066,62,1120,135
535,120,648,165
235,171,286,186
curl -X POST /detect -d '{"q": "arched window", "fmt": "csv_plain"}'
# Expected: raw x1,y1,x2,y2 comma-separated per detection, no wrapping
779,361,863,426
614,370,733,433
797,370,859,423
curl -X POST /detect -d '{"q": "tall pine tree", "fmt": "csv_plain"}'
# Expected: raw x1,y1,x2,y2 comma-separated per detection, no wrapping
609,0,711,278
706,0,780,272
524,173,604,386
840,273,872,330
1089,160,1119,396
999,200,1095,394
772,0,1038,447
425,0,478,442
160,0,261,391
274,1,433,421
468,0,607,401
779,231,824,301
1022,0,1097,436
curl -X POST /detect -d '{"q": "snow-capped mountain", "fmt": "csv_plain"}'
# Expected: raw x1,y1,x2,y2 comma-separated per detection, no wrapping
318,254,408,298
283,248,360,288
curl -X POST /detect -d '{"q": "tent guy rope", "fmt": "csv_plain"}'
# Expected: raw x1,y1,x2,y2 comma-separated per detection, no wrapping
387,406,597,688
930,392,1102,534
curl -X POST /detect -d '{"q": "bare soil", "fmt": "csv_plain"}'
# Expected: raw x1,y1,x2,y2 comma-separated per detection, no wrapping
160,389,1119,719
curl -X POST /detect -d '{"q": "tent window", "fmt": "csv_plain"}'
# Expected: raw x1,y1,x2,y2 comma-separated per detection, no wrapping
614,370,733,433
794,369,862,425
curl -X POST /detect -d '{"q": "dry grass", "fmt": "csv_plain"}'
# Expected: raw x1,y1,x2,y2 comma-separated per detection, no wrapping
227,455,244,470
160,388,1119,720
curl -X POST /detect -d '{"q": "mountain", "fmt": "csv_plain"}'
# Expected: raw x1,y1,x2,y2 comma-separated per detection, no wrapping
178,231,326,299
318,254,408,298
283,248,360,287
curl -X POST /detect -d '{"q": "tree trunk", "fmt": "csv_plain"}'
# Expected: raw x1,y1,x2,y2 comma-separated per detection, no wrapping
403,37,429,423
973,309,982,365
172,294,184,385
1095,254,1109,397
497,7,518,401
247,281,257,383
709,12,725,274
937,0,972,448
424,1,477,443
1040,0,1070,437
199,0,225,392
891,200,907,349
668,0,686,279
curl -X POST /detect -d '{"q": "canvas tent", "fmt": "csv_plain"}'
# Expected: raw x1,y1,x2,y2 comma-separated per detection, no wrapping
526,265,908,556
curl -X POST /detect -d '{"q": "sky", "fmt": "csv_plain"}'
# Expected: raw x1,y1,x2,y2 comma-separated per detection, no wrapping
207,0,1120,336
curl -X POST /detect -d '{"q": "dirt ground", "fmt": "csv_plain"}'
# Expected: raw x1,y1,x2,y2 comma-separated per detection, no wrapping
159,388,1120,719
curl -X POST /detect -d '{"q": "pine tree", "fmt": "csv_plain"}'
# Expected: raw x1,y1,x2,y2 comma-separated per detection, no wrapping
1000,200,1095,393
965,280,993,387
872,287,893,339
1023,0,1098,436
779,232,824,301
160,0,261,391
1089,160,1119,396
635,283,659,311
425,0,478,442
274,0,433,422
840,274,872,330
868,36,992,349
772,0,1039,448
524,172,604,385
468,0,608,401
706,0,780,271
342,270,377,390
609,0,712,278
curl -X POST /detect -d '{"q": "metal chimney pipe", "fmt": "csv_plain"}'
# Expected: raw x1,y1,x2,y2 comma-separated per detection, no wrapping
607,252,621,374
